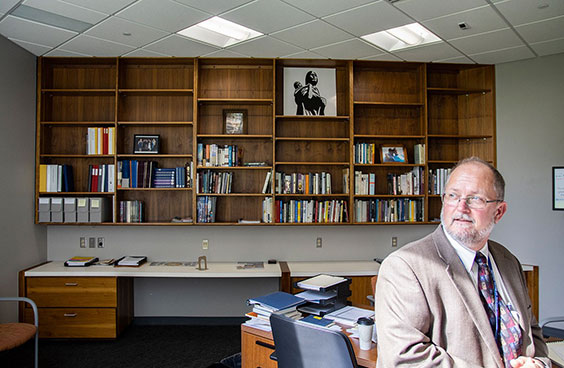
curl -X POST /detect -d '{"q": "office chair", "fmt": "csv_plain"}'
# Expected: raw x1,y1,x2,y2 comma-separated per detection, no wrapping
541,316,564,339
0,297,39,368
269,313,358,368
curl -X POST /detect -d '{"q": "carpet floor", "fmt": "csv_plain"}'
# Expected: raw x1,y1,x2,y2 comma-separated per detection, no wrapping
0,325,241,368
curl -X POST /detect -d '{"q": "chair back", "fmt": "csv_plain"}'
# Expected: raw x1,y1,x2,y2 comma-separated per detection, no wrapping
270,313,358,368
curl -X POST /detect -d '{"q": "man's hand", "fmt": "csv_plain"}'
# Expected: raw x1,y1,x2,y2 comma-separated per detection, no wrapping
510,357,545,368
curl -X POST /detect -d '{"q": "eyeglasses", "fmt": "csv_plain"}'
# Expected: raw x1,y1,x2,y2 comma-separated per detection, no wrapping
442,192,502,209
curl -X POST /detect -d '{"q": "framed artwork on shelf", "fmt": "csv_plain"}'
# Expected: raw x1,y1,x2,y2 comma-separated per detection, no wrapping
133,134,160,154
553,166,564,210
381,146,407,164
223,109,247,135
283,67,337,116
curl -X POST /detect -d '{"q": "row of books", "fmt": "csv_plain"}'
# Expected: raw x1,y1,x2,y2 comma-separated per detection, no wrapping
196,170,233,194
64,255,147,267
274,171,338,195
428,167,452,195
88,164,115,192
275,199,349,223
354,142,378,164
87,127,115,155
354,198,424,223
39,164,74,192
386,167,424,195
197,143,241,167
119,200,144,223
196,196,217,223
117,160,192,189
262,197,273,223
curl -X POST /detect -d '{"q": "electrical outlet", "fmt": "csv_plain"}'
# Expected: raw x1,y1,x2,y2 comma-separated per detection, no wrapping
392,236,398,247
89,237,96,248
202,239,209,250
316,237,322,248
97,237,105,248
80,237,86,248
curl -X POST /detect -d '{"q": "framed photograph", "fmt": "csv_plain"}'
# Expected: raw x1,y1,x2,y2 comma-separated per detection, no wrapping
381,146,407,164
553,167,564,210
133,134,160,154
223,109,247,135
283,67,337,116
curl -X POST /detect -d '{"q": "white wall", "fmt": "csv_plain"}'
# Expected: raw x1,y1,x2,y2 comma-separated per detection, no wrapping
43,52,564,320
494,52,564,326
0,36,46,323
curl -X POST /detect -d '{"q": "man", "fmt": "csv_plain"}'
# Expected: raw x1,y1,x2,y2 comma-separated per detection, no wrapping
375,157,550,368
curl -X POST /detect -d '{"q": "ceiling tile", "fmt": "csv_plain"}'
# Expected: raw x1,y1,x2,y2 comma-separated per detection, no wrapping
392,0,487,22
85,17,168,47
282,0,375,18
58,34,135,56
226,35,303,57
45,48,90,56
23,0,107,24
201,49,248,58
449,28,523,55
311,39,383,59
435,55,475,63
392,42,463,62
0,15,77,47
271,20,352,50
173,0,252,15
494,0,564,26
59,0,137,15
221,0,315,34
8,37,52,55
422,5,507,41
323,2,412,37
530,37,564,56
281,50,327,59
469,45,535,64
514,15,564,44
0,0,20,14
144,34,218,56
122,48,169,57
360,53,403,62
117,0,210,33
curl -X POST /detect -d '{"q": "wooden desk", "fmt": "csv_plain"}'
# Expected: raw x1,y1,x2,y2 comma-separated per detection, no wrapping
241,323,377,368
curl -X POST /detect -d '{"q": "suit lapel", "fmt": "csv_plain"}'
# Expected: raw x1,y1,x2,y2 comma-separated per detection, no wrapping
432,227,503,367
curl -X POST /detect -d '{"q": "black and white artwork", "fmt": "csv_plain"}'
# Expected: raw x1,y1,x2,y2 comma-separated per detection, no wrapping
283,67,337,116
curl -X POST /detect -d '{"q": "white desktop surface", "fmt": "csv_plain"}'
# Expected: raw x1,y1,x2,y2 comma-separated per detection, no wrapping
287,260,379,277
25,261,282,278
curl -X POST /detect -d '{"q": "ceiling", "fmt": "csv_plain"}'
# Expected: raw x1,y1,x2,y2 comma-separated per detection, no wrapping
0,0,563,64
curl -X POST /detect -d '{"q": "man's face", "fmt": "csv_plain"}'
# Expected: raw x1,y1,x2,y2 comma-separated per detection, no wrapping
440,163,506,250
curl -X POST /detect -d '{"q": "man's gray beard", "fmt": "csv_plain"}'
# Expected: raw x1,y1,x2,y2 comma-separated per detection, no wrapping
440,208,495,247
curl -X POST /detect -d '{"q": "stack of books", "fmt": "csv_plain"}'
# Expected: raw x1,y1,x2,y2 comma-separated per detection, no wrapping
64,256,98,267
244,291,305,332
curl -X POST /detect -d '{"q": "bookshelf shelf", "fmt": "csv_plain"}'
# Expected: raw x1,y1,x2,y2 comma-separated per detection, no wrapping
36,57,495,225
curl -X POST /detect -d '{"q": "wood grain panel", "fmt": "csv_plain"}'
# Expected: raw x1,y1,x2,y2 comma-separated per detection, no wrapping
119,59,194,89
524,266,539,320
118,94,193,122
119,190,192,223
43,94,115,122
199,65,273,100
354,64,422,104
198,103,272,135
212,196,264,223
355,105,423,136
276,141,349,163
26,277,117,307
118,125,193,155
43,59,116,89
241,329,278,368
276,118,349,139
25,307,116,338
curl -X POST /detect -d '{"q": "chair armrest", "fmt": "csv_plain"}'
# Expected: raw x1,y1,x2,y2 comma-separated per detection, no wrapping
0,297,39,328
541,316,564,328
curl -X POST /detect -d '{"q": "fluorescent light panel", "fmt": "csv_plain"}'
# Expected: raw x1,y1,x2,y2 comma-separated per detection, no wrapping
11,4,92,33
362,23,440,52
177,16,262,48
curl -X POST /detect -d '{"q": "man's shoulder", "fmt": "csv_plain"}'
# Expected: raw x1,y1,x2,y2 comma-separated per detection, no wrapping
387,227,440,261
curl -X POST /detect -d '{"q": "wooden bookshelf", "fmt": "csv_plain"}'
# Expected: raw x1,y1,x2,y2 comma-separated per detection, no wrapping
36,57,495,226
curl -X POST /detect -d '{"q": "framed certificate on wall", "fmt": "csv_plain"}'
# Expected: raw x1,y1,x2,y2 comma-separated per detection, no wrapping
553,167,564,210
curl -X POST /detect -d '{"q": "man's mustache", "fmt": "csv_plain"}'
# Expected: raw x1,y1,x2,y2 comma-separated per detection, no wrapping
452,213,475,223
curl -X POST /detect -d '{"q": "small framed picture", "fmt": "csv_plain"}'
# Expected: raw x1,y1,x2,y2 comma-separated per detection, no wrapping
553,166,564,210
223,109,247,135
381,146,407,164
133,134,160,154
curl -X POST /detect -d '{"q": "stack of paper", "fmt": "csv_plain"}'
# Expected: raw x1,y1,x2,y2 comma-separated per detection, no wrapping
116,255,147,267
245,291,306,331
64,256,98,267
548,341,564,366
324,305,374,326
296,274,347,291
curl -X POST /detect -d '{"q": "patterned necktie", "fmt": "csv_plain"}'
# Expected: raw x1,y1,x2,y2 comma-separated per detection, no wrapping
475,252,523,368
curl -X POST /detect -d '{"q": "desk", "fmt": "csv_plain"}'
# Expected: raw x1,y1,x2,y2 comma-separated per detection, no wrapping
241,323,377,368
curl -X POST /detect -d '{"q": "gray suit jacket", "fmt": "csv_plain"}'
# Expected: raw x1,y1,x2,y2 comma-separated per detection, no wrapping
374,226,550,367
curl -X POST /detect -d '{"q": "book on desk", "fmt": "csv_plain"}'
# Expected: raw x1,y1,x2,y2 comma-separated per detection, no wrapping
64,256,98,267
115,255,147,267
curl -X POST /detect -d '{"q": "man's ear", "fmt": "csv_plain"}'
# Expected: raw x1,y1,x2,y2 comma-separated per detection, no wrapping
494,202,507,223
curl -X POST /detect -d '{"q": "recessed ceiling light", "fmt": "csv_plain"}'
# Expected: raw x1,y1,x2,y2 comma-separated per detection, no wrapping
361,23,441,52
11,4,92,33
177,16,262,48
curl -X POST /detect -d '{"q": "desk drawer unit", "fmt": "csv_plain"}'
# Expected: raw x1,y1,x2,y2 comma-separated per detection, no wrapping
24,276,133,339
241,328,277,368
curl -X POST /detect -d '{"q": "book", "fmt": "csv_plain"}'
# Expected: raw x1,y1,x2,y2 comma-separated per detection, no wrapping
299,314,335,327
247,291,305,312
296,274,348,291
64,256,98,267
116,255,147,267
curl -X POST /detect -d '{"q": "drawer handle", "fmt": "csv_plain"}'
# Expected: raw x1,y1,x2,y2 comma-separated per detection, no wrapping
64,282,78,286
64,313,77,317
255,340,275,350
